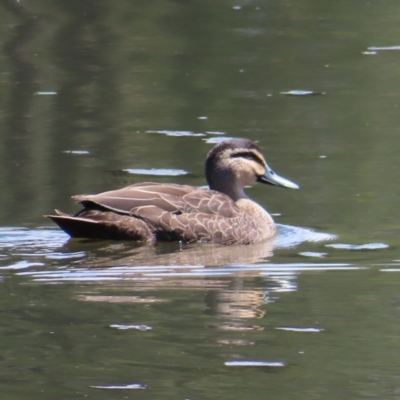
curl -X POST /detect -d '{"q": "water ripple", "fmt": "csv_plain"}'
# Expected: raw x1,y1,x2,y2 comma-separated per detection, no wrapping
368,46,400,51
280,90,325,96
146,130,205,137
326,243,389,250
110,324,153,331
91,383,147,390
225,360,285,367
274,224,336,248
275,327,323,333
0,224,355,286
17,262,363,284
203,136,235,144
0,227,69,251
123,168,188,176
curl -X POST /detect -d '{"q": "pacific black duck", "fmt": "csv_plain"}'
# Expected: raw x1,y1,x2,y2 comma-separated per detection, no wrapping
45,138,299,245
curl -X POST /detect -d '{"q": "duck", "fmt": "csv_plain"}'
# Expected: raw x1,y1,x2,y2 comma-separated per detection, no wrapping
45,138,299,245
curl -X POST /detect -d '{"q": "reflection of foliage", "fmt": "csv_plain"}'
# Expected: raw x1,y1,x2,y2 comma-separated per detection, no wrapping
0,0,240,224
0,0,398,245
0,0,40,222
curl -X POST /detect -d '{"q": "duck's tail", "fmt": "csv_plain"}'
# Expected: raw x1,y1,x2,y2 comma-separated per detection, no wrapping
44,210,155,242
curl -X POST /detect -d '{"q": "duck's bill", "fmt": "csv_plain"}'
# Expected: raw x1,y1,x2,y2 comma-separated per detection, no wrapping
257,168,299,189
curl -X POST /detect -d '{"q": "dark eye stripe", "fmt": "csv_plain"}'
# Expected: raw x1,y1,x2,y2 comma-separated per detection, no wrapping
231,151,265,166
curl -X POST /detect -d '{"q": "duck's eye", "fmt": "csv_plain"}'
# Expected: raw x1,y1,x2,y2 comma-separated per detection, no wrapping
231,151,255,160
231,151,264,165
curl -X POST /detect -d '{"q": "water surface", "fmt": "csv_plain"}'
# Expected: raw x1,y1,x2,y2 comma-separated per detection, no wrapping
1,0,400,399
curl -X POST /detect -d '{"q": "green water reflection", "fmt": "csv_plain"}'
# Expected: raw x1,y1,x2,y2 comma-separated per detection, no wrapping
1,0,400,398
2,266,400,400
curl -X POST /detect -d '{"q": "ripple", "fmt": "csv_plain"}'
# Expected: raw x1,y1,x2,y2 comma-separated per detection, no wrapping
225,360,285,367
215,323,264,331
76,295,169,303
217,339,254,345
91,383,147,390
123,168,188,176
256,263,360,272
44,252,86,260
36,91,57,95
19,262,363,285
146,130,205,137
326,243,389,250
3,225,352,285
0,260,45,270
0,228,69,251
62,150,90,154
274,224,336,248
299,252,327,258
0,228,82,271
203,136,235,144
368,46,400,51
275,327,323,332
280,90,324,96
110,324,152,331
380,269,400,272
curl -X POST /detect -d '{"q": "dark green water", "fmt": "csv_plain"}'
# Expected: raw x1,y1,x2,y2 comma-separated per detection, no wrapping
1,0,400,399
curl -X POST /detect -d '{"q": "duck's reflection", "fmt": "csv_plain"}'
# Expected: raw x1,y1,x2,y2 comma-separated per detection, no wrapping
76,237,275,268
204,288,267,331
205,289,266,319
18,224,334,337
64,239,282,331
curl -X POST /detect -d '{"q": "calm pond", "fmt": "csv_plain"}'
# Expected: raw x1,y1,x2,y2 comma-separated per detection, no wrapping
1,0,400,399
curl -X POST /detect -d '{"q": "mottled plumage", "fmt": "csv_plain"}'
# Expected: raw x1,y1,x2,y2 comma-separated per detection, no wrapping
45,139,299,245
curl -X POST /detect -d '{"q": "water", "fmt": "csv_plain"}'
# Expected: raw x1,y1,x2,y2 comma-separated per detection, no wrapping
0,225,391,400
1,0,400,398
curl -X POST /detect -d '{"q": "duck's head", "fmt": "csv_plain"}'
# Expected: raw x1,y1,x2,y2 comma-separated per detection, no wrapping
205,138,299,200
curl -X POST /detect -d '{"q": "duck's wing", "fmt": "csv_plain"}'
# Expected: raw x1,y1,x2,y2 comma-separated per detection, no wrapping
45,183,196,241
132,189,244,244
73,182,196,214
47,184,245,244
181,189,240,218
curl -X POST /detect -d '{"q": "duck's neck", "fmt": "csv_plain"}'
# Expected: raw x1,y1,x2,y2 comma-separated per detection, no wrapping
227,187,247,202
207,166,249,202
209,182,247,202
